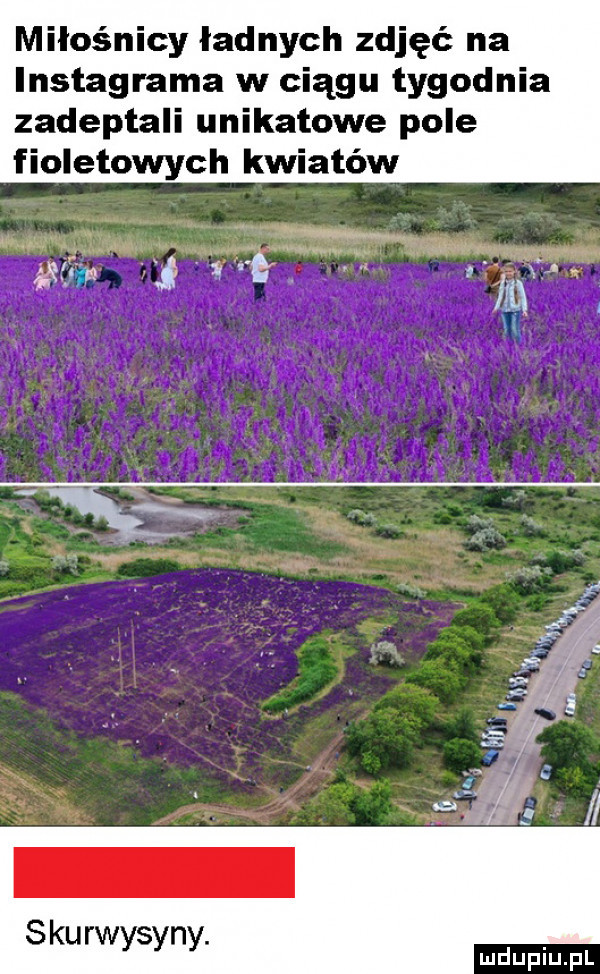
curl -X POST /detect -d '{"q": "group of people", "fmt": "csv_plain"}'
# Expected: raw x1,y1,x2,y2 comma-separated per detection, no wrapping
469,257,591,284
34,248,600,330
33,252,123,291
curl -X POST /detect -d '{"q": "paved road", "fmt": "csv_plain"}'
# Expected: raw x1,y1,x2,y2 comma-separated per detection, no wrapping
465,598,600,826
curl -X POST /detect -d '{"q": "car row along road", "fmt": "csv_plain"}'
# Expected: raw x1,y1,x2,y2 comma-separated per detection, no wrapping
465,596,600,826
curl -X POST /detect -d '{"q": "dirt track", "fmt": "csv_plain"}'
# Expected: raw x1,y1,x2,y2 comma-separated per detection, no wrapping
152,730,346,826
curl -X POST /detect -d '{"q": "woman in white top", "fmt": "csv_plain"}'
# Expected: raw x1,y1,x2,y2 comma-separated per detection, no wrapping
493,262,528,345
33,260,57,291
156,248,177,290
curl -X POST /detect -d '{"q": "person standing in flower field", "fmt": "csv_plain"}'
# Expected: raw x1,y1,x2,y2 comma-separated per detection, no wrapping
484,256,503,297
251,243,278,302
493,261,528,344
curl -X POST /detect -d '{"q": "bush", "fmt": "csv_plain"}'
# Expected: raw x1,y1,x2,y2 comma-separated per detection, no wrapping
210,208,226,224
396,582,426,599
346,509,377,527
374,523,404,539
52,553,79,575
464,528,507,551
358,184,407,205
506,564,552,593
494,211,563,244
0,560,9,576
436,199,477,233
466,514,496,534
521,515,544,537
117,558,181,577
387,212,426,234
369,640,405,668
501,490,527,510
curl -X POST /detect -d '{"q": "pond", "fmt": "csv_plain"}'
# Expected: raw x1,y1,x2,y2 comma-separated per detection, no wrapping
18,487,143,531
16,486,245,545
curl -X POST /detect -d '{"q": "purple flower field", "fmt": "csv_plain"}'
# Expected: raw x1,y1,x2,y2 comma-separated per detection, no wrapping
1,255,599,482
0,568,455,786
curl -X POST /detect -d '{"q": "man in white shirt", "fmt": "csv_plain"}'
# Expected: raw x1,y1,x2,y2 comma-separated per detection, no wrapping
251,243,278,302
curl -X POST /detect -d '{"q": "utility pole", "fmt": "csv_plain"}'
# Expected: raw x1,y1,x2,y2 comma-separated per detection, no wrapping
131,619,137,690
117,627,124,694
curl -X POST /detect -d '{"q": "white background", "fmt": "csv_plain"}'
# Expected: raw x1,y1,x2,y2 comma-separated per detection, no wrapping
0,0,596,181
0,1,598,967
2,826,598,971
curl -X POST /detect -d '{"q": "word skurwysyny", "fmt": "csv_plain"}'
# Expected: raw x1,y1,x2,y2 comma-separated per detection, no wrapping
25,919,209,953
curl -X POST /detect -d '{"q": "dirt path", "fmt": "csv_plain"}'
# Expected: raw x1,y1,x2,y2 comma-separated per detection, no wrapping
152,730,347,826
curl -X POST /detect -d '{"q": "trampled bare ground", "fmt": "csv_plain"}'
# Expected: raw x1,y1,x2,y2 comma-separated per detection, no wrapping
152,728,347,826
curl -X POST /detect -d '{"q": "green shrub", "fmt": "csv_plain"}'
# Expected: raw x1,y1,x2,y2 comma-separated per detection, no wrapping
117,558,181,578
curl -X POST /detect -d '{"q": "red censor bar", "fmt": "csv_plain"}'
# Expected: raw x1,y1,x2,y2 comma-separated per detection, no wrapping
14,847,295,899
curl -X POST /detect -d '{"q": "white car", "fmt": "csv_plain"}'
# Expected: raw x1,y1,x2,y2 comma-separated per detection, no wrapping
567,692,576,703
480,739,505,749
565,701,576,716
461,768,482,777
509,678,528,687
592,645,600,656
432,801,457,813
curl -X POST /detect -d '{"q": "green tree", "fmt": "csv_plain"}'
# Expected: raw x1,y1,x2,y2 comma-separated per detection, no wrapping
406,660,465,704
555,766,589,796
451,603,498,636
374,684,439,729
424,638,474,675
536,721,599,770
443,737,482,774
346,710,419,772
351,779,393,826
292,781,358,826
479,584,520,624
445,707,478,743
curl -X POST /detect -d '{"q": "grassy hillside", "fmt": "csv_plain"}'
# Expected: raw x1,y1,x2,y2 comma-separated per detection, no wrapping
2,183,600,261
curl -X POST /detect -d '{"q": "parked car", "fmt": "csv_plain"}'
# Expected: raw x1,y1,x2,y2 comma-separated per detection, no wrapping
498,703,517,711
567,692,576,703
509,678,528,686
462,776,477,790
519,806,535,826
460,768,482,777
565,700,576,716
480,739,504,749
534,707,556,720
487,717,508,726
453,790,478,801
506,690,527,700
524,796,537,809
577,668,587,679
582,659,593,670
482,749,500,766
531,650,549,658
432,800,457,813
592,644,600,655
540,764,553,781
513,669,533,678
